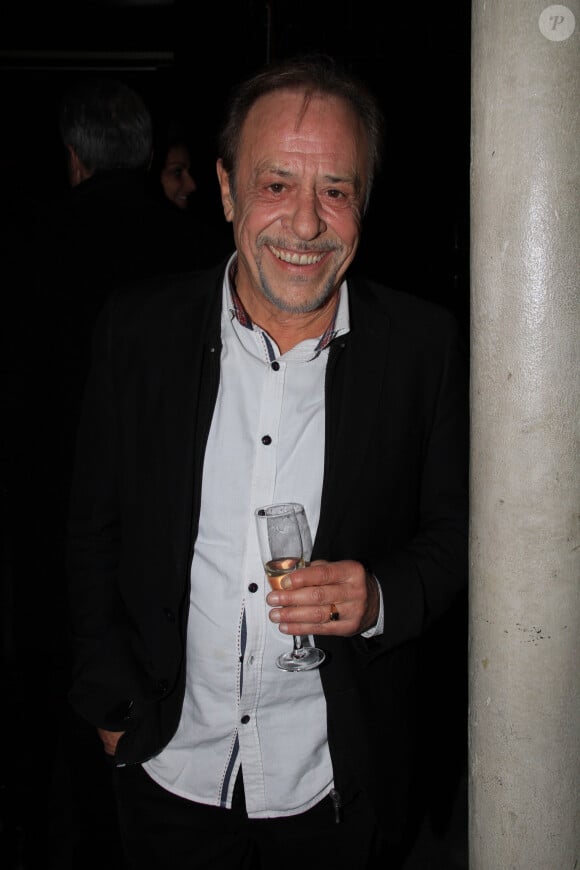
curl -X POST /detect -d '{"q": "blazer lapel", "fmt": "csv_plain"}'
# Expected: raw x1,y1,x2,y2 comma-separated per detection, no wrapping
144,268,223,570
314,280,392,555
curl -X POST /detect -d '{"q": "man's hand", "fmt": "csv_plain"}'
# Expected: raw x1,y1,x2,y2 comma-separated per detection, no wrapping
266,559,379,636
98,727,125,756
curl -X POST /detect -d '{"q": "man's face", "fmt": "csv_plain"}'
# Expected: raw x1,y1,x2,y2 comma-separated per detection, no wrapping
217,89,368,317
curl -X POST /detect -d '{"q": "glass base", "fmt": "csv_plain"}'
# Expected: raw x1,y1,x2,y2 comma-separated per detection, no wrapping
276,646,326,672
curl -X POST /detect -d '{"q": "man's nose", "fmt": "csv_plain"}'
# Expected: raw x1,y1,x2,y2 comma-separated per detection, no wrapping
289,192,327,240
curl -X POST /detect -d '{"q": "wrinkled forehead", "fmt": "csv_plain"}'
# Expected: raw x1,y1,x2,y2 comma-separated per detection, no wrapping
244,87,360,135
240,88,368,173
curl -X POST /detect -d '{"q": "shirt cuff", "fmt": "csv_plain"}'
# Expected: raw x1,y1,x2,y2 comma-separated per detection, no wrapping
360,574,384,638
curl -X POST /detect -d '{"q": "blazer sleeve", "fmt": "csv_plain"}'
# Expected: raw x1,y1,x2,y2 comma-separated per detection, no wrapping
370,304,469,652
318,283,469,657
66,296,149,730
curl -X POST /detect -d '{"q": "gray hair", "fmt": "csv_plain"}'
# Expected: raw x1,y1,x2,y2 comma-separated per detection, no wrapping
59,76,153,173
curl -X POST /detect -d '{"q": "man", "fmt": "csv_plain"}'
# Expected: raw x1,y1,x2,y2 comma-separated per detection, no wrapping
55,76,212,286
67,55,469,869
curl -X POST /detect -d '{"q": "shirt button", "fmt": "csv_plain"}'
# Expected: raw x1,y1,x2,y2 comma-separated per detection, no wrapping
261,435,272,445
248,582,258,593
271,361,280,371
241,715,250,724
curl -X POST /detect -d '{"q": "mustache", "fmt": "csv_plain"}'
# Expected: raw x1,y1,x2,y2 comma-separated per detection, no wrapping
258,236,338,254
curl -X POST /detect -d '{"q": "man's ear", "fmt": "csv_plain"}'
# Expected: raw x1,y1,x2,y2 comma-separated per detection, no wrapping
67,145,92,187
216,158,234,223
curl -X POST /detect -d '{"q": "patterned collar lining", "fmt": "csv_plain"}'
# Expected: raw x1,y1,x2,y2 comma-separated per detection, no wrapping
227,258,338,356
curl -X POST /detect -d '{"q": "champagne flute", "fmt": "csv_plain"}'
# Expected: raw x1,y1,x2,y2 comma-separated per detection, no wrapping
255,502,326,672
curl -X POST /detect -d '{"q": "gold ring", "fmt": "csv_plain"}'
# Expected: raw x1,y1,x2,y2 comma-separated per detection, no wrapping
329,603,340,622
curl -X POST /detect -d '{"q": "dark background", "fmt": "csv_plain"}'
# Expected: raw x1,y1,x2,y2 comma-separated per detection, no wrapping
0,2,470,867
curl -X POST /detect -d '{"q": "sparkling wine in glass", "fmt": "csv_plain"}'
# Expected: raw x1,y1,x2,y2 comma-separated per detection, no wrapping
255,502,325,672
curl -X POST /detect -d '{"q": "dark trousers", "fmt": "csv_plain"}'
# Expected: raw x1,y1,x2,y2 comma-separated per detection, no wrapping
112,764,406,869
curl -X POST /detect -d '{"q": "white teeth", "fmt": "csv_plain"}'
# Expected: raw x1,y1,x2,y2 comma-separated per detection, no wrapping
270,246,324,265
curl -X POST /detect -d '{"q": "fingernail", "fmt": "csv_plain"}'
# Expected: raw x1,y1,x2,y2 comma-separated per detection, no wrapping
281,577,292,590
268,592,280,605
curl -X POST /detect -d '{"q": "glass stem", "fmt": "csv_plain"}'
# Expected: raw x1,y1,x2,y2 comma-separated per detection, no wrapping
293,635,304,655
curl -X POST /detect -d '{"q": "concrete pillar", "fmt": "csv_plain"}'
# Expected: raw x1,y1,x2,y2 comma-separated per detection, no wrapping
469,2,579,867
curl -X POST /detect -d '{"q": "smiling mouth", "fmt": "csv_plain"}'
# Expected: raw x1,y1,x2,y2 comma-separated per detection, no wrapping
268,245,325,266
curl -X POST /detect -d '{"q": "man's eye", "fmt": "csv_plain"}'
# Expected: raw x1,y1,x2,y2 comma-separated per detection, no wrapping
326,189,345,200
268,183,285,193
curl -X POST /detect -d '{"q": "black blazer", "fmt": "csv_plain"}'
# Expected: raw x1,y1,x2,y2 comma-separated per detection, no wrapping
66,259,469,839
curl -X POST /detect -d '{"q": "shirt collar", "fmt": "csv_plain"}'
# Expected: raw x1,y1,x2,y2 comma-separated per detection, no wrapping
224,253,350,355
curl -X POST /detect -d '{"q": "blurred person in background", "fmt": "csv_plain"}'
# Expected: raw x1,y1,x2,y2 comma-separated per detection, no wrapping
152,119,198,210
3,74,169,870
148,115,232,263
